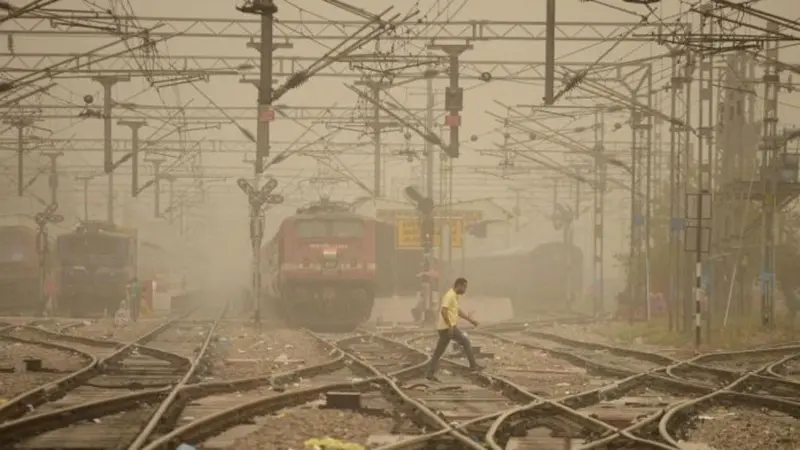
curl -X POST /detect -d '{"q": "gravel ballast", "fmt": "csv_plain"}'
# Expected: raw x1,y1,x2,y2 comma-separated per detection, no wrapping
209,325,335,380
683,406,800,450
0,340,91,399
470,335,597,397
225,404,395,450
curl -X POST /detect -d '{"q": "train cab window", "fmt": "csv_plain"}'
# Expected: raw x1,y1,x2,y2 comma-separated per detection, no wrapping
58,236,129,266
295,220,327,238
331,220,364,238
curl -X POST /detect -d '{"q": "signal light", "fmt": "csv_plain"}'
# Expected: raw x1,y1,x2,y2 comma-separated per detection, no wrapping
404,186,434,214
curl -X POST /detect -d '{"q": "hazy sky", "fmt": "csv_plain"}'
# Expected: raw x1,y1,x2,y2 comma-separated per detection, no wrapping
1,0,800,263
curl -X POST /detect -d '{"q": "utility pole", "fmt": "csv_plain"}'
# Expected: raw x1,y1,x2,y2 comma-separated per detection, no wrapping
668,54,682,331
681,57,695,333
425,68,436,199
550,178,575,309
118,119,147,197
76,176,91,221
544,0,556,104
512,187,522,232
238,0,278,174
179,201,186,236
2,117,34,196
760,21,781,328
148,158,165,218
92,75,130,224
167,176,176,224
354,78,392,197
684,17,714,348
429,43,471,159
41,152,63,205
592,108,606,317
627,79,655,322
429,43,470,288
237,177,284,327
697,20,714,345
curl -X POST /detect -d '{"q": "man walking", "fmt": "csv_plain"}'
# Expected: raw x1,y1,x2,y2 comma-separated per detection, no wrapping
425,277,483,381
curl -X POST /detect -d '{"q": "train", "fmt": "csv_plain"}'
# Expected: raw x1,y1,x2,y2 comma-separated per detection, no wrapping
54,221,139,317
0,224,55,315
462,241,584,316
260,199,379,330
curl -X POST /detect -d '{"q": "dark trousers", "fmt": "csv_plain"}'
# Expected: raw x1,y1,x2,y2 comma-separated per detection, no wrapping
425,327,478,377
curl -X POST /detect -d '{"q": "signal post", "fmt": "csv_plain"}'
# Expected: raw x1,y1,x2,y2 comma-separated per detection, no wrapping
34,203,64,316
404,186,436,323
238,177,284,327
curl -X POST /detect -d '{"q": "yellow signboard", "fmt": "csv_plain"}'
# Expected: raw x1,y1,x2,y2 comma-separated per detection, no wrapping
396,217,463,249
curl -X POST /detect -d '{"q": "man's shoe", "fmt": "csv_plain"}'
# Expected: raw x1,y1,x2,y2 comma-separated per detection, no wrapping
425,375,441,382
470,365,486,372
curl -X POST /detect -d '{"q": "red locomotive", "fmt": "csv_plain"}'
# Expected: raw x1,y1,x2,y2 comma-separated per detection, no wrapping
260,198,378,330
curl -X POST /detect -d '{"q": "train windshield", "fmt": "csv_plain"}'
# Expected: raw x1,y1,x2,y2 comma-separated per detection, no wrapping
58,235,130,266
330,220,364,238
0,228,33,263
295,219,365,238
295,220,327,238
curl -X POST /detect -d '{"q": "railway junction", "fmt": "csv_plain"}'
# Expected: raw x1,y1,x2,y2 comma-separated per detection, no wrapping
0,310,800,449
2,0,800,449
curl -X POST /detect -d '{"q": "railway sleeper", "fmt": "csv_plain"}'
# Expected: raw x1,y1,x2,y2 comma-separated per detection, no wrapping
0,389,169,447
492,416,603,449
366,433,459,449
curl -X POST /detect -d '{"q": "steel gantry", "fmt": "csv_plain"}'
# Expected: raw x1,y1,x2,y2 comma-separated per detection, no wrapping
0,52,679,82
0,137,417,155
0,16,681,42
3,103,431,122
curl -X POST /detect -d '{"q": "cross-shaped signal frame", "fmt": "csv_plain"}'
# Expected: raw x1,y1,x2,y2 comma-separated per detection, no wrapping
551,203,574,231
34,202,64,227
237,177,285,210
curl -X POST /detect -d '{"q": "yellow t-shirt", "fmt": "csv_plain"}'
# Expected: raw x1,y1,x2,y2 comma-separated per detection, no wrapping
436,289,459,330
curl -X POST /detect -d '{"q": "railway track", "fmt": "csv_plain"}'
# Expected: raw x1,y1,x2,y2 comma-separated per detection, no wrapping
205,321,800,450
474,325,800,449
7,313,798,449
657,349,800,449
0,307,224,449
140,330,436,449
171,331,394,449
140,325,632,450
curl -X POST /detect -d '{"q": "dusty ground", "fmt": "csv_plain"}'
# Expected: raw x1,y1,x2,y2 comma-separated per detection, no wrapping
225,404,395,450
683,406,800,450
207,324,335,380
0,340,91,400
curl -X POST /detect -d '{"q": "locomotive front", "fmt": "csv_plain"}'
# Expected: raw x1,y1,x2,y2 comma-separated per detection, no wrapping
56,223,135,317
277,211,377,327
